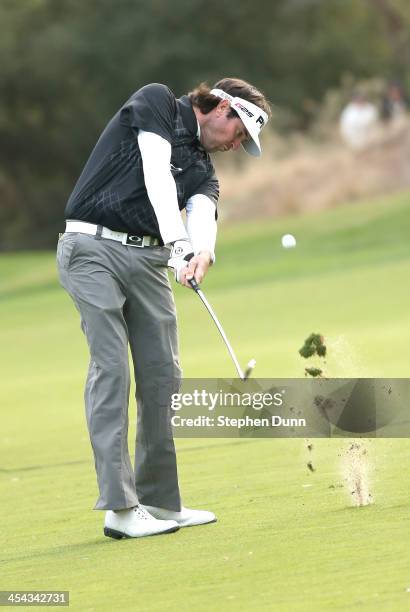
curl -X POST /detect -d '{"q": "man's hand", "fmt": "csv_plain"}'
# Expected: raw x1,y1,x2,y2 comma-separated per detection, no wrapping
167,240,195,283
179,251,213,288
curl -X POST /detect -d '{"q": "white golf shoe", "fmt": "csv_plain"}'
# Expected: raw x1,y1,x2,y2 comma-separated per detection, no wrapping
141,504,217,528
104,504,179,539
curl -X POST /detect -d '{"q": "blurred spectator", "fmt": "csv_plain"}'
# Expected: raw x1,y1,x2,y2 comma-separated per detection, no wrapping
381,81,408,124
339,91,379,150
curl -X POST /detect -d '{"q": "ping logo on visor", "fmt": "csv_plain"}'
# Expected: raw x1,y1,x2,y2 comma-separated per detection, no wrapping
234,101,254,118
211,88,269,156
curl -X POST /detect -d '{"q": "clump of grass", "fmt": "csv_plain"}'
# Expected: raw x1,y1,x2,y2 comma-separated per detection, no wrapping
299,333,327,377
299,333,327,359
305,367,323,377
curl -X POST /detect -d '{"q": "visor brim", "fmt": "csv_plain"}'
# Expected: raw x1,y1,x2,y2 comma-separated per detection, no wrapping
234,108,263,157
242,137,262,157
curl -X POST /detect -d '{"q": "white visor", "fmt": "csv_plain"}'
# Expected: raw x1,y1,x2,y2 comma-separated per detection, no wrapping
210,88,268,156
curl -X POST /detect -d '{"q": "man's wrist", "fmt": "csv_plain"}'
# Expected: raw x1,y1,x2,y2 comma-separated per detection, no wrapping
197,250,214,265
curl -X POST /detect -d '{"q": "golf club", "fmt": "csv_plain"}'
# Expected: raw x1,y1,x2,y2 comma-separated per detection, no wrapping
189,278,256,380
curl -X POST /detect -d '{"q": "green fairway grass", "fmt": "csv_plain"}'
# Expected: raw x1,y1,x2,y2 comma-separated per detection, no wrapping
2,190,410,611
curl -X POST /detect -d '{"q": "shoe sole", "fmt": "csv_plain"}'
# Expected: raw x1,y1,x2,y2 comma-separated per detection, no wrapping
178,518,218,528
104,525,180,539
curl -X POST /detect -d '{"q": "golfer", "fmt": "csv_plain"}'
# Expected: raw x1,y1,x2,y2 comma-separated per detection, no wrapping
57,78,271,539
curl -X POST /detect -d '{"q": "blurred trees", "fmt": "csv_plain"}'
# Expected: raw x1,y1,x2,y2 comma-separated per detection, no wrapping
0,0,408,249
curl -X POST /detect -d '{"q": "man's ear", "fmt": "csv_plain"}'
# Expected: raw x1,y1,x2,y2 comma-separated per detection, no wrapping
216,99,230,116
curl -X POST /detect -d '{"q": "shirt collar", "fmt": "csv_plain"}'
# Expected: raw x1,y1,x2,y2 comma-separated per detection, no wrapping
177,95,200,141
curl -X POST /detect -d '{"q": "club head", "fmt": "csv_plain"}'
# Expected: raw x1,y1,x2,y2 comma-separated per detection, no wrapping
243,358,256,381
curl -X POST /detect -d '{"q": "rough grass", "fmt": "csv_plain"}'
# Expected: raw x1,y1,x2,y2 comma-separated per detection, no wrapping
216,119,410,223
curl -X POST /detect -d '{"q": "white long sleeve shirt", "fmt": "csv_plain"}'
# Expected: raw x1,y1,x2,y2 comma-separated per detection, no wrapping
137,130,217,260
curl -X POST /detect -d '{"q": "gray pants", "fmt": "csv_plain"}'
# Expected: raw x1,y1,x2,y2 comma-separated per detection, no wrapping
57,232,182,511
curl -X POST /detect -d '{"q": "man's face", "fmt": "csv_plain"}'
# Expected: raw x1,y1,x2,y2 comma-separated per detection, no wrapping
200,102,250,153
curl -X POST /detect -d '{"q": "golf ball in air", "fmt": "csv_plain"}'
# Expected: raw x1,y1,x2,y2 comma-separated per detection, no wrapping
281,234,296,248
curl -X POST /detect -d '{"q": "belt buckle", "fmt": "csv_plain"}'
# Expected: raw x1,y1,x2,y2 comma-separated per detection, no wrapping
123,234,144,247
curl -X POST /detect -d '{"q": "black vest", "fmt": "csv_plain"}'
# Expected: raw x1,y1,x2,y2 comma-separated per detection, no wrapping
64,94,219,240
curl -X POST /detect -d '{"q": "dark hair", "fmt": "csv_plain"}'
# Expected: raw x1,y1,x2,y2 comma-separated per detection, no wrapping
188,77,272,120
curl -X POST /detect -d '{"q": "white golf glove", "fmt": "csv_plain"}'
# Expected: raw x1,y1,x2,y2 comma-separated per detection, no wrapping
167,239,195,283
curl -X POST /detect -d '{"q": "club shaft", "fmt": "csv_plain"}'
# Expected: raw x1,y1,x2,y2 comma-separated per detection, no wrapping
193,287,245,379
